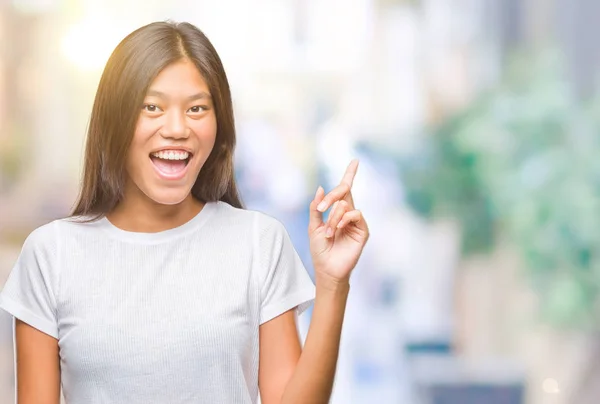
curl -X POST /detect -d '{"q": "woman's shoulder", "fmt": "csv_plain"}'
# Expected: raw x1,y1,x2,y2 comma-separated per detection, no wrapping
16,219,65,256
55,214,106,235
22,220,57,242
215,201,286,233
212,203,291,246
23,215,104,247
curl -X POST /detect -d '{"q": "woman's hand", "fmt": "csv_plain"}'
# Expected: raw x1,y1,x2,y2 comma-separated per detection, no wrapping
308,159,369,286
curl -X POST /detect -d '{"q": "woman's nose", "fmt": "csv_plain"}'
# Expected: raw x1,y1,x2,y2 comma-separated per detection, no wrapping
160,111,189,139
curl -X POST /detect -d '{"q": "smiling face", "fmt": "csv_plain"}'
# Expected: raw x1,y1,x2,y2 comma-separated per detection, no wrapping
124,58,217,207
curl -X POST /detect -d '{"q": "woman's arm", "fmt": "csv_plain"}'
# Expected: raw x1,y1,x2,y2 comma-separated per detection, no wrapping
15,319,61,404
258,310,302,404
260,160,367,404
280,277,348,404
258,277,348,404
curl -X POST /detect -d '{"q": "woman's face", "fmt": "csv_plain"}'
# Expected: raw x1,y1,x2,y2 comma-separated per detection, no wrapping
125,58,217,206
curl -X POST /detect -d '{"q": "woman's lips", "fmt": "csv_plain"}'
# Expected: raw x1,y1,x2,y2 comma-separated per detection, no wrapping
150,155,190,181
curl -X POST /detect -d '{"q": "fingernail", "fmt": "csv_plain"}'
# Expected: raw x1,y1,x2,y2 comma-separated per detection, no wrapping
315,186,322,198
326,227,333,238
317,201,327,212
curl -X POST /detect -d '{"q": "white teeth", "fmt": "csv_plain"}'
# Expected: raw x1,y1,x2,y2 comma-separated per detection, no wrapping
151,150,190,160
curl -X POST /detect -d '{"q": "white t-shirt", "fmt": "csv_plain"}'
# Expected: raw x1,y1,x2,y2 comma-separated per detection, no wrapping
0,201,315,403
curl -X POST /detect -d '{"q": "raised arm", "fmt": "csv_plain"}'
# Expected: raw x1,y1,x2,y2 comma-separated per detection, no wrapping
260,160,369,404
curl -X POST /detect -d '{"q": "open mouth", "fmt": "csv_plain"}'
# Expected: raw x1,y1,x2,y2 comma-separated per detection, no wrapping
149,150,193,179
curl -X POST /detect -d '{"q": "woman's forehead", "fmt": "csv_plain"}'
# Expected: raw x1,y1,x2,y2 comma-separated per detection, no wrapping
147,60,211,97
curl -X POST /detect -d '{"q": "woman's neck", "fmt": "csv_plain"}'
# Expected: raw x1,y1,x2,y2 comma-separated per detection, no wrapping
107,193,204,233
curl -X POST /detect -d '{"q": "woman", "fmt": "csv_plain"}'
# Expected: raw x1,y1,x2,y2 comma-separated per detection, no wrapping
0,21,369,404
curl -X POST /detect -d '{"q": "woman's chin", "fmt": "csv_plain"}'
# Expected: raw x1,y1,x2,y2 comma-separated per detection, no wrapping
146,188,193,206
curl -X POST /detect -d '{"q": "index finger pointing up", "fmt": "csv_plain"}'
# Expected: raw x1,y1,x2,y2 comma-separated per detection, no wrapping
341,159,359,187
315,159,361,214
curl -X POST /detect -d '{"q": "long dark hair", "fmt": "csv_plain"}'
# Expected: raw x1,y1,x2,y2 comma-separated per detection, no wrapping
72,21,243,218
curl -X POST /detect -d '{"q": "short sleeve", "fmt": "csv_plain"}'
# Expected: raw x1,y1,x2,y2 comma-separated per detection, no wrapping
256,213,315,325
0,222,60,339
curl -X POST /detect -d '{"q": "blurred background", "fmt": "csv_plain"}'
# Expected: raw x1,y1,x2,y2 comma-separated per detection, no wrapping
1,0,600,403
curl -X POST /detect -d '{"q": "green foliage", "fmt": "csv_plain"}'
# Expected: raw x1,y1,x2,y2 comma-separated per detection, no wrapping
400,51,600,329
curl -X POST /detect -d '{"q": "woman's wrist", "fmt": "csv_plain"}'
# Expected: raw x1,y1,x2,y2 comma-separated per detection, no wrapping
314,271,350,295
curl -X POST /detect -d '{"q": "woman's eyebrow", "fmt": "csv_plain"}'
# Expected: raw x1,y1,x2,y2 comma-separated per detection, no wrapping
146,90,212,101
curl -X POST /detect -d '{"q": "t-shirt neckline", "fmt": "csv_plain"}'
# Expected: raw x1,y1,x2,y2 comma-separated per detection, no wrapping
97,201,218,244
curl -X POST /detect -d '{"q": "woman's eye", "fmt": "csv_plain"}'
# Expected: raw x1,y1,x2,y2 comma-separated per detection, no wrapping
143,104,160,112
188,106,206,113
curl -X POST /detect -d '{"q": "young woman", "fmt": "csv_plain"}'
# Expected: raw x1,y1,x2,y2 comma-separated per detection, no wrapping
0,21,369,404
